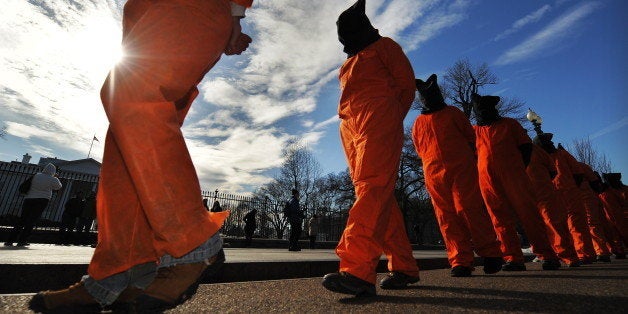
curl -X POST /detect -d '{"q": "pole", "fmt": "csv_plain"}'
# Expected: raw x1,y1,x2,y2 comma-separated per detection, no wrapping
87,135,95,158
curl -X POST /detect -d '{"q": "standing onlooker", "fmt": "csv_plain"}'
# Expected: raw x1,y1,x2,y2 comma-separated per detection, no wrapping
202,198,210,211
308,214,319,249
59,191,85,245
76,191,97,245
243,209,257,247
211,200,223,212
5,163,62,247
285,189,304,251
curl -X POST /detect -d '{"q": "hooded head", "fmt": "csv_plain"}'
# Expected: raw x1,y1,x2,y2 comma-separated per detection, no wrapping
416,74,446,113
532,133,556,153
471,93,501,126
336,0,381,57
42,163,57,176
603,173,623,189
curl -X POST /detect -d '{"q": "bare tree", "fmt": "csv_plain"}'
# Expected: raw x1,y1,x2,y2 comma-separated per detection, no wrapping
442,59,525,123
280,143,322,215
568,137,613,174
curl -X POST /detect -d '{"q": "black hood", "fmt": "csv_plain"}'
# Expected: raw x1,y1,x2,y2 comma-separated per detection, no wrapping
416,74,446,114
471,93,501,126
337,0,381,57
603,173,623,189
532,133,556,153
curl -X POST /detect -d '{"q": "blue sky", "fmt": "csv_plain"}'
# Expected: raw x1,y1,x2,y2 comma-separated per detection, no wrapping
1,0,626,193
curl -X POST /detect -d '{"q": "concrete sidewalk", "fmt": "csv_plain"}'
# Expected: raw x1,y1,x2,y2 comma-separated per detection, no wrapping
0,244,451,294
2,259,627,313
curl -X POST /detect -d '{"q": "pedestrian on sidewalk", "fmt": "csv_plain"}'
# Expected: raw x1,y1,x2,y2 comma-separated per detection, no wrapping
243,209,257,247
76,191,97,245
28,0,254,312
411,74,504,277
284,189,304,251
322,0,420,297
308,214,319,249
59,191,85,245
5,163,62,247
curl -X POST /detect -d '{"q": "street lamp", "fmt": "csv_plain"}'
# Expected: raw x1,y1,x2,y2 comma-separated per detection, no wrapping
526,108,544,136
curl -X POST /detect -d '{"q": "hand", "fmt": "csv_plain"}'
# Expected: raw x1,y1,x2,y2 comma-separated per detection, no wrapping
225,17,252,55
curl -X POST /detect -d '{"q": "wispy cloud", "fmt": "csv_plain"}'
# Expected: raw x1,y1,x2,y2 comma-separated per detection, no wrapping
589,116,628,140
494,4,552,41
494,2,600,66
1,0,473,192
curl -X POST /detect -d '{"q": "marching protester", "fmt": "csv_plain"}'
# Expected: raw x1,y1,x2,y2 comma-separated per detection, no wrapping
472,93,560,271
411,74,504,277
29,0,254,312
322,0,420,297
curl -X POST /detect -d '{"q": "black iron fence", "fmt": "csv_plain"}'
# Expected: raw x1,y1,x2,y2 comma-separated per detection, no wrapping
0,162,348,241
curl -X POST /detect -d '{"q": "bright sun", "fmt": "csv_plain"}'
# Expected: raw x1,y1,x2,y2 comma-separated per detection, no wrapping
74,16,123,78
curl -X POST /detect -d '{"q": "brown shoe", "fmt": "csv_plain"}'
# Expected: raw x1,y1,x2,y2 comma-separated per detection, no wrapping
29,281,144,313
134,249,225,312
29,282,100,313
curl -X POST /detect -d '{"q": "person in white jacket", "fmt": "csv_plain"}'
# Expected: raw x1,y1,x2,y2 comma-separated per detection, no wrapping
5,163,62,247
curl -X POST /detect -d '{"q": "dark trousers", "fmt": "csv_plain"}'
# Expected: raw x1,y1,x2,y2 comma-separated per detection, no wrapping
289,220,302,249
244,225,255,247
6,198,49,244
309,235,317,249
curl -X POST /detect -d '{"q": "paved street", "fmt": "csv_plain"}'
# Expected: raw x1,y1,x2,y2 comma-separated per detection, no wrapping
1,258,627,313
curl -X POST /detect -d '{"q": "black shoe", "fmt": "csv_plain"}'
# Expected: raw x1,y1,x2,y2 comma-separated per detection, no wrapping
567,261,581,268
379,272,420,289
16,242,30,247
502,261,526,271
322,272,376,296
542,259,561,270
596,255,611,263
450,266,472,277
3,242,13,247
579,258,594,265
288,247,301,251
483,257,504,274
615,253,626,259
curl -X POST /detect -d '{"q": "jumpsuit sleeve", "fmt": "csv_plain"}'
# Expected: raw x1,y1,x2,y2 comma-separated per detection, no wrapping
509,119,533,166
562,150,584,186
378,39,416,107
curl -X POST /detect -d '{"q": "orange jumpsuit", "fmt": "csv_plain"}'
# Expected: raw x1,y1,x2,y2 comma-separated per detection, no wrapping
336,37,419,284
600,188,627,247
412,105,502,268
525,145,578,264
551,149,596,261
88,0,252,280
475,118,557,263
579,163,611,257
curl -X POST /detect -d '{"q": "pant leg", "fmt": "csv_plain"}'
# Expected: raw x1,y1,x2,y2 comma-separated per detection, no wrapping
424,169,475,268
336,99,416,284
583,195,611,256
451,162,502,259
536,190,579,264
88,0,232,280
16,198,49,243
560,189,596,260
478,170,525,263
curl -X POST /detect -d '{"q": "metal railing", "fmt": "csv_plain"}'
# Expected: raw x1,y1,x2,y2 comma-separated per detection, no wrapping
0,162,348,241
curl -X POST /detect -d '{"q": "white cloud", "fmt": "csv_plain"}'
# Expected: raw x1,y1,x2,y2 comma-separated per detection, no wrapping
494,4,552,41
589,116,628,140
1,0,474,192
495,2,600,66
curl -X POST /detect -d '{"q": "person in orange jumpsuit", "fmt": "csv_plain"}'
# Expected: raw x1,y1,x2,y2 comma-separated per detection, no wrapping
29,0,254,312
472,93,560,271
535,134,597,263
411,74,504,277
525,144,580,266
599,173,627,259
579,162,612,262
322,0,420,297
